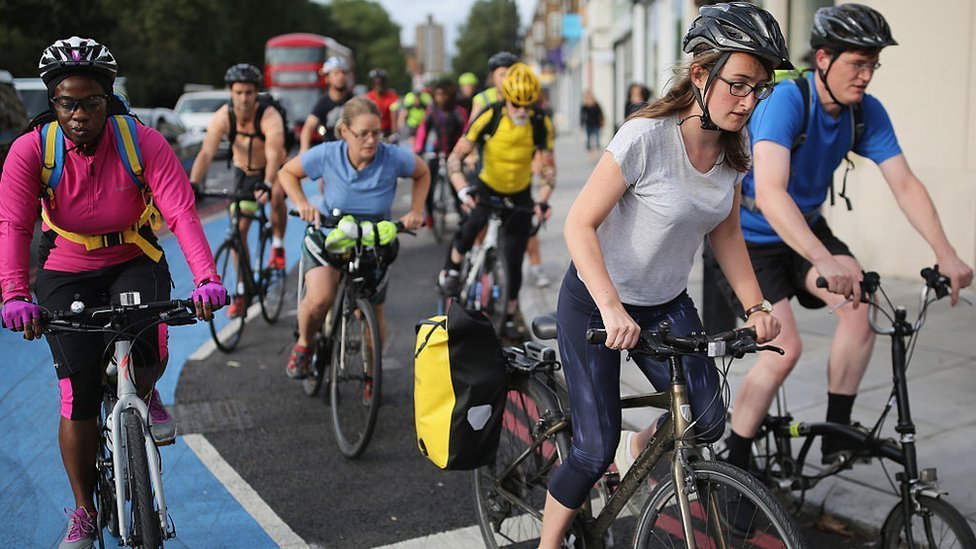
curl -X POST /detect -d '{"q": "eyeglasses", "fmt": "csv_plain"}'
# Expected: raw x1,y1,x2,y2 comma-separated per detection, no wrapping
845,60,882,75
346,128,383,141
50,94,109,114
714,76,773,101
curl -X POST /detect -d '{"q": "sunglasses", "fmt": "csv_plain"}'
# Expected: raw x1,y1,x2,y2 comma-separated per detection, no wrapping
50,94,109,114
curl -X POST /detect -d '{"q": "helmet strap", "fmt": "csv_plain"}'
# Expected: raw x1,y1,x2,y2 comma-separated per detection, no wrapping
817,53,847,106
688,52,729,132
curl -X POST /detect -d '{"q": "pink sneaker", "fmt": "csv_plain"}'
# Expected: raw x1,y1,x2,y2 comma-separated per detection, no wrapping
58,507,95,549
148,388,177,445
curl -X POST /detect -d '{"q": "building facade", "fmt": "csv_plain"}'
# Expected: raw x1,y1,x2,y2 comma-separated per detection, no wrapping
536,0,976,279
415,14,446,79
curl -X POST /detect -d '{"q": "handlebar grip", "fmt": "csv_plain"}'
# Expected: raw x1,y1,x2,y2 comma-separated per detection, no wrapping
585,328,607,344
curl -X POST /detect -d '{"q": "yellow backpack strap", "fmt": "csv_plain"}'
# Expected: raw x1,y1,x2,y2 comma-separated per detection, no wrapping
40,199,164,263
111,115,145,186
39,121,64,202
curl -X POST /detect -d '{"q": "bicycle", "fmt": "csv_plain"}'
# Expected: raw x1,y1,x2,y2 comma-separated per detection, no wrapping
43,293,198,548
439,195,538,335
293,210,413,458
473,315,806,548
199,185,287,352
422,151,455,243
733,266,976,548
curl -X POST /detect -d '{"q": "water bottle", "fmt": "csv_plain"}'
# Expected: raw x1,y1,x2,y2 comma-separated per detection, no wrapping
474,281,483,307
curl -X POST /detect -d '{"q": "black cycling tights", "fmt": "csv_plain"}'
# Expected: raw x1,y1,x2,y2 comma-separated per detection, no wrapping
548,263,726,509
451,186,534,299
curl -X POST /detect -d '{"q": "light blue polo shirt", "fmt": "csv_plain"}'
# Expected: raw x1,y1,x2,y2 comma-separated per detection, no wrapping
301,140,416,221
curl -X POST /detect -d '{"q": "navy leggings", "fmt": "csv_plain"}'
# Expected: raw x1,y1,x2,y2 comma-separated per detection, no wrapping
548,264,726,509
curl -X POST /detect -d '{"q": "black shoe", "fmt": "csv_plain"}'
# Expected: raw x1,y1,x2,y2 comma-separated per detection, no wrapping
438,269,460,297
821,422,873,466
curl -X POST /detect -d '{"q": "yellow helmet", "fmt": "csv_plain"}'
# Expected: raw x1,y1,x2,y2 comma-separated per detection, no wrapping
501,63,540,107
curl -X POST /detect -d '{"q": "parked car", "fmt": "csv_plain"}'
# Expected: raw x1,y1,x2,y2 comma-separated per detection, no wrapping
174,89,229,158
14,76,129,119
131,107,203,176
1,70,28,173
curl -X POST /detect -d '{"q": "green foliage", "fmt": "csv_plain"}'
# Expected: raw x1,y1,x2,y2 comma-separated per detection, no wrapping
452,0,521,80
329,0,409,92
0,0,407,106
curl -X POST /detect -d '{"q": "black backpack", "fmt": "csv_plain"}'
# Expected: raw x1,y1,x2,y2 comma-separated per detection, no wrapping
787,75,864,210
226,92,294,168
470,100,549,151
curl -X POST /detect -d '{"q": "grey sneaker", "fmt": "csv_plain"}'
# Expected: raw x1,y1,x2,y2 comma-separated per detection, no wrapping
58,507,95,549
148,388,177,445
531,265,551,288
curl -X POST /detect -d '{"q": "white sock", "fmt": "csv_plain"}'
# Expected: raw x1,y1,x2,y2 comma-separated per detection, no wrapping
626,431,637,465
272,237,284,248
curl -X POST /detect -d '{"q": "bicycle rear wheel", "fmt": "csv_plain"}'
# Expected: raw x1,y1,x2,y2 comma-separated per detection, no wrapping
209,241,245,352
634,460,805,548
880,494,976,549
330,297,382,458
124,410,162,548
257,225,287,324
472,374,576,548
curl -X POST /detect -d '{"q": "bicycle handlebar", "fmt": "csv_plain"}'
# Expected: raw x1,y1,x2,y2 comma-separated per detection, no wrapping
585,322,784,359
42,298,197,334
287,209,414,235
197,182,272,202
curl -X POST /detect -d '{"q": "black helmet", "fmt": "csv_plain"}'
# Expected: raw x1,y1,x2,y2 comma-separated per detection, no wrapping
39,36,117,94
683,2,792,70
368,68,388,81
811,3,897,52
487,51,518,72
224,63,263,86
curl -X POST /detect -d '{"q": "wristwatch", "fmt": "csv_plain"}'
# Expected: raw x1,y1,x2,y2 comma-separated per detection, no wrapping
744,299,773,319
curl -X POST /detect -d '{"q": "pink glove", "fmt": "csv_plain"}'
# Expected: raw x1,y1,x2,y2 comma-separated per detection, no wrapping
2,299,42,330
192,281,228,309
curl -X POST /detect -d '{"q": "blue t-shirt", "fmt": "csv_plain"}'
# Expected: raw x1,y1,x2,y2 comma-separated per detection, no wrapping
740,72,902,243
300,140,416,220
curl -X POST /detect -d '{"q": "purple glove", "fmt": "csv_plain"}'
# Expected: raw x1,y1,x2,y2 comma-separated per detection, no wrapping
192,281,228,308
2,299,42,330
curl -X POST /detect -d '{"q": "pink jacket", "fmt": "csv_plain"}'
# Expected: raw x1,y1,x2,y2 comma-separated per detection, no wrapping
0,122,218,301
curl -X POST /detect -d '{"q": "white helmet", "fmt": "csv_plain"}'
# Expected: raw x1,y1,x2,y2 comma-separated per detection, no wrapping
39,36,117,91
321,56,350,75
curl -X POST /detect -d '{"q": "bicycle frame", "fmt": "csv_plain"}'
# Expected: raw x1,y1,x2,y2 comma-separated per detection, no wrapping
105,293,173,543
459,211,502,309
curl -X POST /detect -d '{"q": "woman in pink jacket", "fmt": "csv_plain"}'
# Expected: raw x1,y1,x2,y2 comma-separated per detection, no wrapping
0,37,226,548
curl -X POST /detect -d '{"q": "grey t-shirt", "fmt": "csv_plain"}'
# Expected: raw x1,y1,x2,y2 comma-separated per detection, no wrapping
597,115,743,306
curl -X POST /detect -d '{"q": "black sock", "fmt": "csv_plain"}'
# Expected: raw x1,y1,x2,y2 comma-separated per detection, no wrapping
826,392,856,425
725,431,753,470
443,256,460,273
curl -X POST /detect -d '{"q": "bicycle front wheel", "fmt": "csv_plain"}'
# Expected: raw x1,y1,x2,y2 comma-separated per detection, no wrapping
634,460,805,549
330,297,382,458
472,374,576,548
465,249,509,334
124,410,162,548
257,225,287,324
430,175,450,243
881,494,976,549
209,241,245,352
97,396,119,539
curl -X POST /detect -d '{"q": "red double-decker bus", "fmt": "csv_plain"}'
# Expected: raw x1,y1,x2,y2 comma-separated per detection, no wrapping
265,33,353,140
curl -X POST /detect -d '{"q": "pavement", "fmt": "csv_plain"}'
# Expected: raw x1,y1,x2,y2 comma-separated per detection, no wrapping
519,132,976,537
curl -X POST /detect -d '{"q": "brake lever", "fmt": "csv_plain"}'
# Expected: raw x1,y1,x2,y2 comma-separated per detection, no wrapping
756,344,786,355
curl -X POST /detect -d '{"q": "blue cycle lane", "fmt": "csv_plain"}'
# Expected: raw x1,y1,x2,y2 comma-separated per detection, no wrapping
0,199,310,548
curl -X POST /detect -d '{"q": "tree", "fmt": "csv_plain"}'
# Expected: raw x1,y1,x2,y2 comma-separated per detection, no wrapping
452,0,521,80
328,0,409,92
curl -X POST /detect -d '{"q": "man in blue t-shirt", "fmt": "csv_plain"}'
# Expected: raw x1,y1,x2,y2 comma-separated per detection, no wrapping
708,4,973,468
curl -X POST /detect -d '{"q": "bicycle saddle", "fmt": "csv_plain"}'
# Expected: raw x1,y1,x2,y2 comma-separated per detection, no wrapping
531,313,557,340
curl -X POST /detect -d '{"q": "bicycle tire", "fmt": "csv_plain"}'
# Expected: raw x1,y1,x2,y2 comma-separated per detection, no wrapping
484,249,509,335
634,460,805,549
302,332,329,397
430,174,450,243
209,241,245,352
880,494,976,549
124,410,162,548
257,223,287,324
330,297,382,458
472,373,578,548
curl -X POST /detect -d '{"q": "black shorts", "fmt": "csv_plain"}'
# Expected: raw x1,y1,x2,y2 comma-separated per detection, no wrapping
302,235,399,305
704,217,854,313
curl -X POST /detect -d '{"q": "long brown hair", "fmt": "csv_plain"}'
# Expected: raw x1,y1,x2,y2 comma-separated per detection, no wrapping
628,50,757,173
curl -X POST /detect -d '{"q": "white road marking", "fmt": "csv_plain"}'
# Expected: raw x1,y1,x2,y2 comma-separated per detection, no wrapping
183,434,308,548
